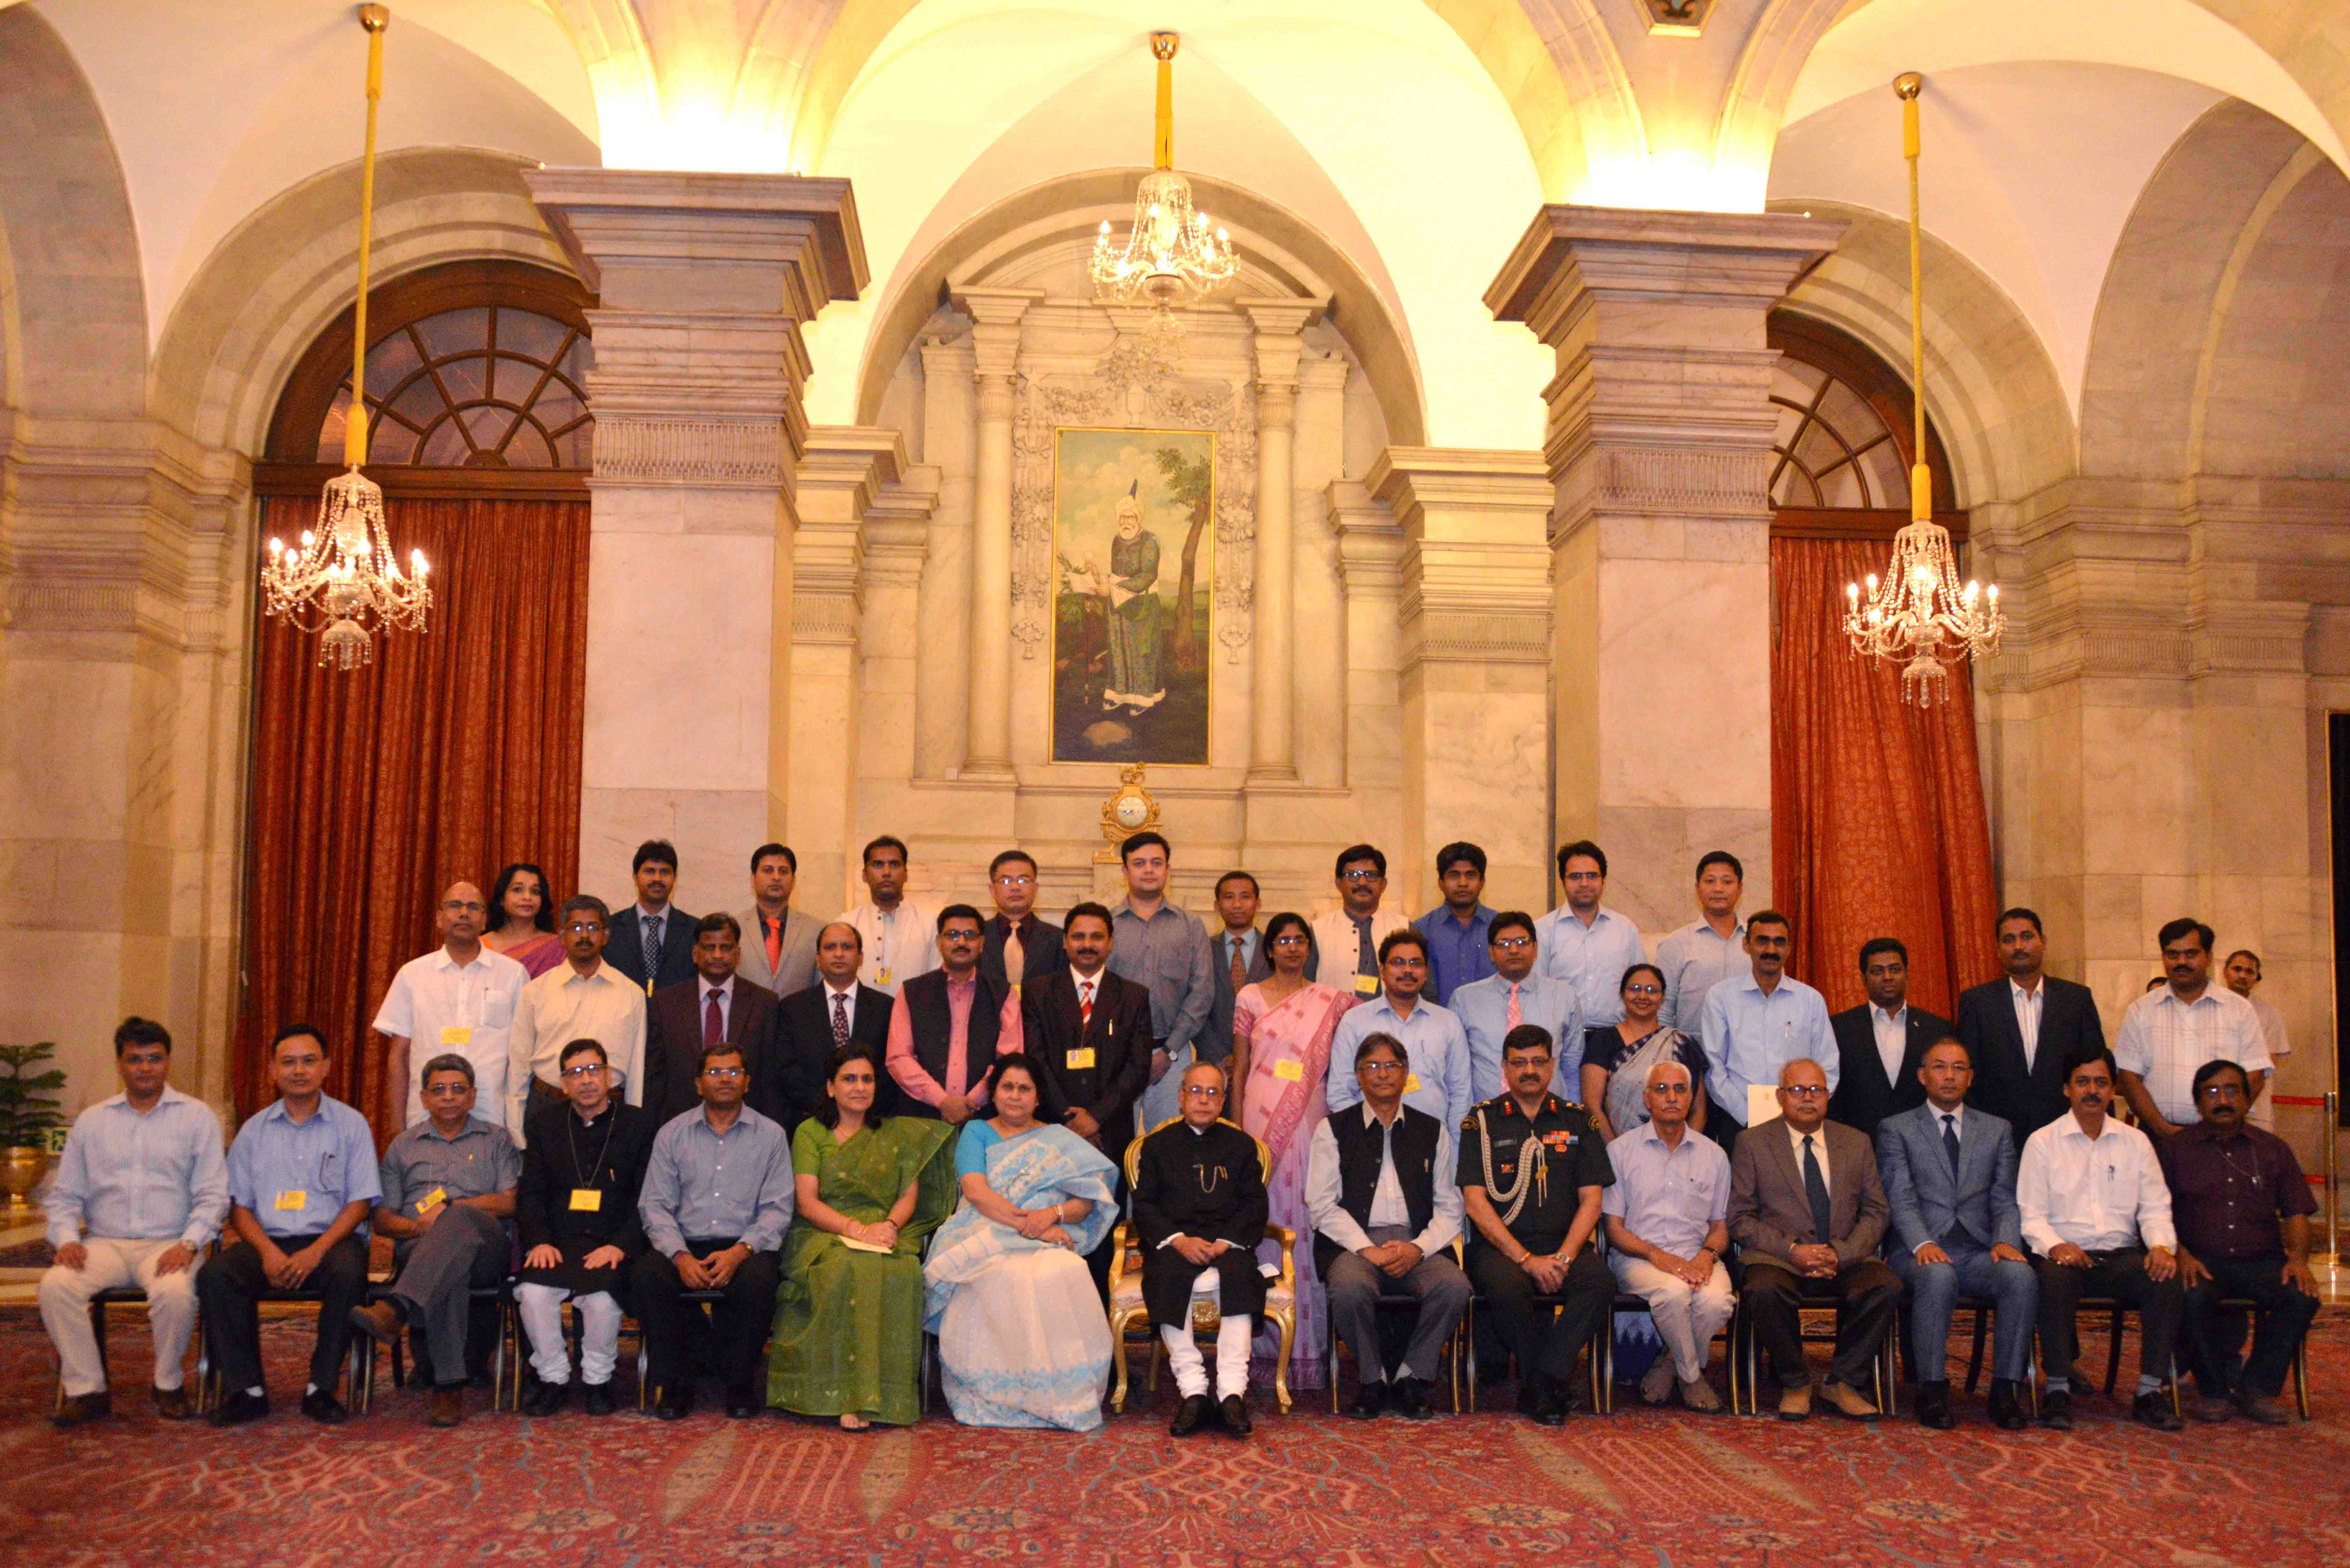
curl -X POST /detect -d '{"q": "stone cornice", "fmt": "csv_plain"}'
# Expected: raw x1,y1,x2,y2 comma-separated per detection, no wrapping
523,169,867,305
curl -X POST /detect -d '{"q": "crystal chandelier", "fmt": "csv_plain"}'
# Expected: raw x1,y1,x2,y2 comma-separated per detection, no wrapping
261,4,430,670
1089,32,1235,311
1842,72,2001,706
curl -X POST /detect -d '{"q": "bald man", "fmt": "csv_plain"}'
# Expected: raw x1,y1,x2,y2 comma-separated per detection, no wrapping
374,881,531,1128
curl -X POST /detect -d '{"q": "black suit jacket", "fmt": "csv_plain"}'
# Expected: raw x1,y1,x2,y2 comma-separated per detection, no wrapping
980,914,1067,990
1201,926,1274,1066
1955,975,2105,1141
773,982,899,1131
608,905,699,994
1025,969,1157,1153
642,976,779,1124
1825,1002,1954,1136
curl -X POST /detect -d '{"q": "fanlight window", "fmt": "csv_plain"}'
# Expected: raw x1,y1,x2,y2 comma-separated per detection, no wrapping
314,304,592,469
1768,358,1907,510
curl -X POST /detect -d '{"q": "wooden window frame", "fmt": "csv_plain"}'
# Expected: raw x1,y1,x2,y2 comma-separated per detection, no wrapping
1768,311,1966,543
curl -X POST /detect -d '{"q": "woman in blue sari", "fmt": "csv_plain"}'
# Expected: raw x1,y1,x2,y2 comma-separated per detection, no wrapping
922,1054,1119,1429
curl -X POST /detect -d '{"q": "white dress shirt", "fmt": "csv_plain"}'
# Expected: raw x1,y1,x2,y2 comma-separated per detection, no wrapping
1304,1104,1463,1257
1786,1122,1833,1198
1872,1004,1908,1084
2009,979,2043,1072
821,980,860,1036
2017,1112,2176,1255
373,944,528,1127
699,975,736,1038
2114,984,2272,1125
849,899,939,994
508,960,647,1142
2247,992,2290,1129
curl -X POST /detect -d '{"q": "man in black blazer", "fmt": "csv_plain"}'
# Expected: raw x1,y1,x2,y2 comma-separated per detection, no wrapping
771,921,897,1131
1956,907,2107,1142
978,849,1066,993
1826,937,1953,1137
607,839,698,995
1025,902,1157,1302
642,914,779,1122
1202,871,1273,1070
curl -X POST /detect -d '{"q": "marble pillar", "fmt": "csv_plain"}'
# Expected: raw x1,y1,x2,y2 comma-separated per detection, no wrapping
1241,298,1324,784
1487,206,1843,927
952,287,1040,781
526,170,866,912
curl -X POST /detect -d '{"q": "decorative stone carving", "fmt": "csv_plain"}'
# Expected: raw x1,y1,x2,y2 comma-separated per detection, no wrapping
591,416,786,488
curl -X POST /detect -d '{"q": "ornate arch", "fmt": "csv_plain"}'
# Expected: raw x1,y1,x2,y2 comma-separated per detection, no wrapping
1767,310,1961,537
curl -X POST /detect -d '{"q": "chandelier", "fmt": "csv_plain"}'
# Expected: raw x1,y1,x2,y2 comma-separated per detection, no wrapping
261,4,431,669
1089,32,1235,310
1842,72,2001,706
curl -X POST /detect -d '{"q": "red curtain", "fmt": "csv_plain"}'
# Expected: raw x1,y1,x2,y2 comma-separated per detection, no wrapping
1770,535,1999,1017
235,494,589,1137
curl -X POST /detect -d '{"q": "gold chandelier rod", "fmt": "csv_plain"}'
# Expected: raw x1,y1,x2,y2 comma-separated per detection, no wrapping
1151,31,1177,171
1896,70,1929,522
347,4,389,469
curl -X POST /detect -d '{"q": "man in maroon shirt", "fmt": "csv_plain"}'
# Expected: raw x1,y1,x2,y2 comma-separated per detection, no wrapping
2156,1059,2319,1425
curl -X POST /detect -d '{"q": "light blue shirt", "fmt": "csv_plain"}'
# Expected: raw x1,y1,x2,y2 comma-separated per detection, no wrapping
1600,1119,1731,1258
44,1086,229,1250
1327,994,1473,1131
1534,904,1646,1027
1450,971,1581,1103
225,1095,382,1239
1656,917,1748,1035
1698,970,1838,1126
638,1104,796,1257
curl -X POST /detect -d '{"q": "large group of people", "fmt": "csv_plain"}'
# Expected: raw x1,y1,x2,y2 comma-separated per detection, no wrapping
40,834,2323,1446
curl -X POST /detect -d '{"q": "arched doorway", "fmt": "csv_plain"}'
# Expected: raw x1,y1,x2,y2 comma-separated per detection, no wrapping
237,260,596,1133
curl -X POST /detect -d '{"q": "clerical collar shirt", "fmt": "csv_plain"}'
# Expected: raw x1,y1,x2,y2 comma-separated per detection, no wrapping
1109,899,1215,1056
1871,1004,1909,1083
44,1086,229,1250
510,961,647,1142
1326,995,1473,1130
638,1106,795,1256
226,1096,383,1240
1304,1104,1463,1256
2154,1120,2315,1261
1412,903,1496,1004
1534,904,1645,1027
1600,1119,1730,1259
2115,984,2272,1125
849,898,939,995
372,944,528,1127
2017,1114,2175,1255
1656,917,1748,1034
1698,971,1838,1125
1450,970,1582,1102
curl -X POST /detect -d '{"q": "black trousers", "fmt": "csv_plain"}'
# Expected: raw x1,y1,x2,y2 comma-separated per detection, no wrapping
630,1238,782,1399
196,1232,370,1395
1466,1241,1612,1385
2181,1253,2319,1400
1740,1258,1901,1390
2033,1246,2184,1388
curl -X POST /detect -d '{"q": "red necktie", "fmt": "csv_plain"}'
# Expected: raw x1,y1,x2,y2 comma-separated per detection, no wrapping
765,915,783,976
1079,980,1095,1026
703,991,724,1048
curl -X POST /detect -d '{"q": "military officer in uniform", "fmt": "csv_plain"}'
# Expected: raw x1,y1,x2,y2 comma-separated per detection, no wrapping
1458,1023,1616,1423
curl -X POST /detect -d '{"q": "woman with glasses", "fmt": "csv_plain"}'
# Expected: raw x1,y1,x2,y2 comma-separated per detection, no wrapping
1581,963,1710,1143
1226,910,1356,1391
482,862,566,978
766,1044,957,1428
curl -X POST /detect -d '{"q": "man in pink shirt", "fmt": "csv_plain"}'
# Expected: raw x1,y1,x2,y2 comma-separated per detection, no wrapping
886,904,1023,1123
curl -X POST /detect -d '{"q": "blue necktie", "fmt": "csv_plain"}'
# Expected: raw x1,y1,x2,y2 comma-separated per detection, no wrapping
1802,1134,1833,1243
1941,1113,1961,1176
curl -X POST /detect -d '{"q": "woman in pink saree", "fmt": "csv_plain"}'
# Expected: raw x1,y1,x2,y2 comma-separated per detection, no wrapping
1229,910,1356,1390
482,862,565,977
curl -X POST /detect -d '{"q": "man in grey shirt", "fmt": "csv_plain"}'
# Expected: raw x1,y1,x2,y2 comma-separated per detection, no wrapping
1108,831,1217,1133
1656,850,1749,1035
631,1042,795,1419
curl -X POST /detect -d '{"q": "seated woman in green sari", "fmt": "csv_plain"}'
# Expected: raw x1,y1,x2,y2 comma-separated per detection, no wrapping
767,1043,957,1428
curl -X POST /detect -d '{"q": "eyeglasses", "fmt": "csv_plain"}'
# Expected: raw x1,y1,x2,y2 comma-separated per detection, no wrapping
422,1081,471,1095
1180,1085,1224,1099
2195,1083,2245,1099
1338,870,1383,883
559,1063,606,1079
1359,1061,1406,1074
439,900,486,914
992,874,1036,887
564,922,604,935
1623,983,1661,997
1491,937,1533,951
1779,1085,1827,1099
1270,934,1309,947
702,1067,747,1080
1384,957,1426,970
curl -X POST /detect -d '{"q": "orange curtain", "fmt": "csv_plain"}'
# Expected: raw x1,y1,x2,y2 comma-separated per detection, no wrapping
235,494,590,1137
1770,535,1999,1017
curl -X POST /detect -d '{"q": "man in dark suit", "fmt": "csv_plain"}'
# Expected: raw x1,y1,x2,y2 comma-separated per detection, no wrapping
885,905,1019,1122
1025,901,1156,1301
1956,907,2106,1141
1876,1037,2035,1430
642,914,779,1122
1726,1059,1899,1421
1827,937,1953,1136
1202,871,1272,1071
771,921,897,1131
979,849,1065,994
608,839,697,995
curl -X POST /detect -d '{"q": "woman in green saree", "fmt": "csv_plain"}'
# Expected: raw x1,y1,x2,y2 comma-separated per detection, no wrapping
767,1042,957,1428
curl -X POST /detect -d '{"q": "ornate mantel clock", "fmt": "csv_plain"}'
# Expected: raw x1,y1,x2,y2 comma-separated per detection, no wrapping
1096,764,1162,862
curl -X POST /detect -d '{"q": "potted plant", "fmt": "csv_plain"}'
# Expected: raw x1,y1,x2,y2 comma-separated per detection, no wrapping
0,1041,67,1215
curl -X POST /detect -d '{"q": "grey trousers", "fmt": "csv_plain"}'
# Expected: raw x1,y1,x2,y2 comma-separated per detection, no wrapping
1324,1225,1471,1384
388,1206,509,1386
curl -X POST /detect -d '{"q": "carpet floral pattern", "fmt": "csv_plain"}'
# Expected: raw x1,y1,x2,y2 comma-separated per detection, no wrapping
2,1312,2345,1566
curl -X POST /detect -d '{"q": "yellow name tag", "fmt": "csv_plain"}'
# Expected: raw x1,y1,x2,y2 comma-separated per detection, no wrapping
1354,973,1380,996
569,1188,603,1212
416,1187,446,1216
877,966,892,984
1065,1048,1096,1070
273,1189,308,1211
1405,1073,1422,1094
1272,1059,1303,1082
440,1026,471,1046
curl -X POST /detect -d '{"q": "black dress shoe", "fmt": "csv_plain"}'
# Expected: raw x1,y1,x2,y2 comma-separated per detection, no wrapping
1170,1393,1211,1436
300,1389,349,1425
1514,1374,1550,1418
2039,1389,2073,1431
1347,1380,1387,1420
2132,1391,2184,1432
524,1379,569,1418
654,1392,693,1422
2232,1390,2289,1426
725,1388,762,1419
1914,1381,1955,1430
1393,1379,1434,1421
52,1391,111,1429
151,1385,193,1421
209,1390,269,1428
1987,1378,2029,1431
582,1382,617,1417
1218,1394,1253,1437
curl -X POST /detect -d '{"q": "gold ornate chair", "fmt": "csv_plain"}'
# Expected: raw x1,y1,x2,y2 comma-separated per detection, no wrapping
1106,1117,1295,1413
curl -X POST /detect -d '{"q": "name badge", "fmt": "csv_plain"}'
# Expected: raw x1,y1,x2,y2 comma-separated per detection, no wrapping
274,1189,308,1211
1065,1048,1097,1071
569,1188,603,1212
878,965,893,985
1272,1059,1303,1082
1405,1073,1422,1093
417,1187,446,1215
440,1026,471,1046
1354,974,1380,996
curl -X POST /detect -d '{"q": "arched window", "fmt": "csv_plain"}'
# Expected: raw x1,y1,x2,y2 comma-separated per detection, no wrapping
1767,312,1962,539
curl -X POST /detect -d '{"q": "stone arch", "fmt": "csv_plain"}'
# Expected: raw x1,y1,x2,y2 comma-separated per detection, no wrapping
2194,153,2350,479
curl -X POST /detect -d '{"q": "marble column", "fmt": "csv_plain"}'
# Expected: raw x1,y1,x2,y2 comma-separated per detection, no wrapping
951,287,1040,781
526,170,866,910
1240,298,1324,784
1487,206,1842,927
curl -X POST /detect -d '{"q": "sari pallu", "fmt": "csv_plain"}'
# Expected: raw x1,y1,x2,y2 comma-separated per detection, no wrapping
923,1124,1119,1430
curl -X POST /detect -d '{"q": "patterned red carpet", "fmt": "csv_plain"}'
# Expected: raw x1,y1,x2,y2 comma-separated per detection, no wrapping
4,1310,2346,1567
